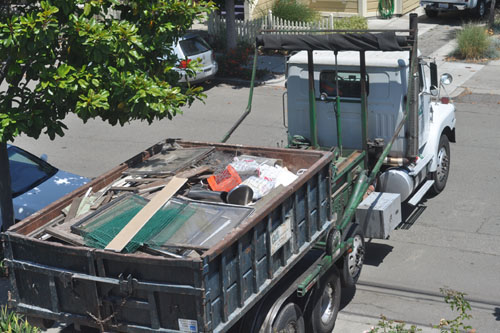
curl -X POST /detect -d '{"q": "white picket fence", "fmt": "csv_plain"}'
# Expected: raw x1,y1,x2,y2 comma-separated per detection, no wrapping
208,11,336,44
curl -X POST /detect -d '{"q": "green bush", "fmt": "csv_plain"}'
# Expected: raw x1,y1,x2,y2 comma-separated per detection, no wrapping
455,24,490,60
0,307,40,333
334,16,368,30
216,44,266,80
484,36,500,59
272,0,319,22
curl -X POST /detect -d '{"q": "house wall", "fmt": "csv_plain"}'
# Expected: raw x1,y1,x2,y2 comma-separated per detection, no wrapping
247,0,418,20
308,0,359,13
249,0,275,19
402,0,419,13
367,0,378,12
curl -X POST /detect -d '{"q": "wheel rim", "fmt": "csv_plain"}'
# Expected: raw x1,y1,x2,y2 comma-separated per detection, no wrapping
436,146,449,184
320,283,336,324
347,234,365,278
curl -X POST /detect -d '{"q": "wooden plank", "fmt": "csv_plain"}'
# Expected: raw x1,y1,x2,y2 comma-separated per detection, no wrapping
64,196,83,223
45,226,85,246
105,177,187,252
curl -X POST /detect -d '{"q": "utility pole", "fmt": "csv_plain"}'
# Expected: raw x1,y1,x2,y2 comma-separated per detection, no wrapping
489,0,497,29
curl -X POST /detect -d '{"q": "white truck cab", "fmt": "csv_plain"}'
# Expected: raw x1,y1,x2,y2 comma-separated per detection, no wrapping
286,49,456,206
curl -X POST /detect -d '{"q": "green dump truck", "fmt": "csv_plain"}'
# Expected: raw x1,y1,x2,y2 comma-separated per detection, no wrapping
2,14,455,332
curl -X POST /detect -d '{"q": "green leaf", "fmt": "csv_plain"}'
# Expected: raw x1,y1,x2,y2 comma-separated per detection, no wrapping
57,64,71,77
84,3,91,16
78,79,88,89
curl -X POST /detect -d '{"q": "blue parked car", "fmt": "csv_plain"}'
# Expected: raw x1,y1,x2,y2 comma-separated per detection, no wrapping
7,144,89,223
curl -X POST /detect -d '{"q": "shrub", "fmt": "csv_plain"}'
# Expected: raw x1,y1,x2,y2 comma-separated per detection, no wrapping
484,36,500,59
455,23,490,60
334,16,368,30
272,0,319,22
216,45,254,80
0,307,40,333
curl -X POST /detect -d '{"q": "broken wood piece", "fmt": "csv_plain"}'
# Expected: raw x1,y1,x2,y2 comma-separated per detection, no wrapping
90,195,107,210
45,226,85,246
138,184,168,194
129,178,167,184
105,176,188,252
176,165,213,179
110,186,138,192
137,178,171,190
64,196,84,223
100,192,113,206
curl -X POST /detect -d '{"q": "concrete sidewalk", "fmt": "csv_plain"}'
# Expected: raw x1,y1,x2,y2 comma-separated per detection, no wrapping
334,312,440,333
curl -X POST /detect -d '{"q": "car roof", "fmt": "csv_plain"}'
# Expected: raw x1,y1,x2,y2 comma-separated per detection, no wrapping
180,33,203,41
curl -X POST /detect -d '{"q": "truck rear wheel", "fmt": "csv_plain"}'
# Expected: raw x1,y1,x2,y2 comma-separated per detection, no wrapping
272,302,305,333
430,134,450,195
341,225,365,288
308,266,341,333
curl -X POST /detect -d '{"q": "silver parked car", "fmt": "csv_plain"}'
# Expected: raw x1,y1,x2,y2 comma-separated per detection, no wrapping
172,33,218,83
7,144,89,224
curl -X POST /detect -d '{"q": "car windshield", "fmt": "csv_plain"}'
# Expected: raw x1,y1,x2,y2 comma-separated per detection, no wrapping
8,146,57,197
179,36,211,57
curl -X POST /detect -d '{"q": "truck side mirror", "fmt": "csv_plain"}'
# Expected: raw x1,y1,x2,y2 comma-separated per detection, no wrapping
430,62,438,88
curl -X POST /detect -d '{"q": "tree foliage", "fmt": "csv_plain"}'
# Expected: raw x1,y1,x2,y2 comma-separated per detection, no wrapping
0,0,216,143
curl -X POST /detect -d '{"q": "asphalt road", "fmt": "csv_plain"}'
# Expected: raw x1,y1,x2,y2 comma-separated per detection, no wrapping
13,82,288,178
8,13,500,333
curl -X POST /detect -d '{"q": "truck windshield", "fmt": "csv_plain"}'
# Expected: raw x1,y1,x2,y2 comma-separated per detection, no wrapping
8,146,58,197
320,71,369,98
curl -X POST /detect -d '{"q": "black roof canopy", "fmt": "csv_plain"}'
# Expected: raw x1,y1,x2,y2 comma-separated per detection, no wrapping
255,32,409,52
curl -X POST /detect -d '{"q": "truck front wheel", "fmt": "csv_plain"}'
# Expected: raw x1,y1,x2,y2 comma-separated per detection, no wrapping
430,134,450,195
308,266,341,333
272,303,305,333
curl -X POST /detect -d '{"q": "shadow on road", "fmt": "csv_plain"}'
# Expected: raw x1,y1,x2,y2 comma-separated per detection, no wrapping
494,307,500,321
363,242,393,267
398,201,428,231
340,285,357,311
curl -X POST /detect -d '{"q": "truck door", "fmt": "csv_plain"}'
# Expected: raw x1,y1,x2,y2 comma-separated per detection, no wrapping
418,63,431,148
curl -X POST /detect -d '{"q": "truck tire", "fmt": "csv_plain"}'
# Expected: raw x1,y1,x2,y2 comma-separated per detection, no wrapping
308,266,341,333
474,0,487,18
425,8,438,18
272,302,305,333
341,225,365,288
430,134,450,195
